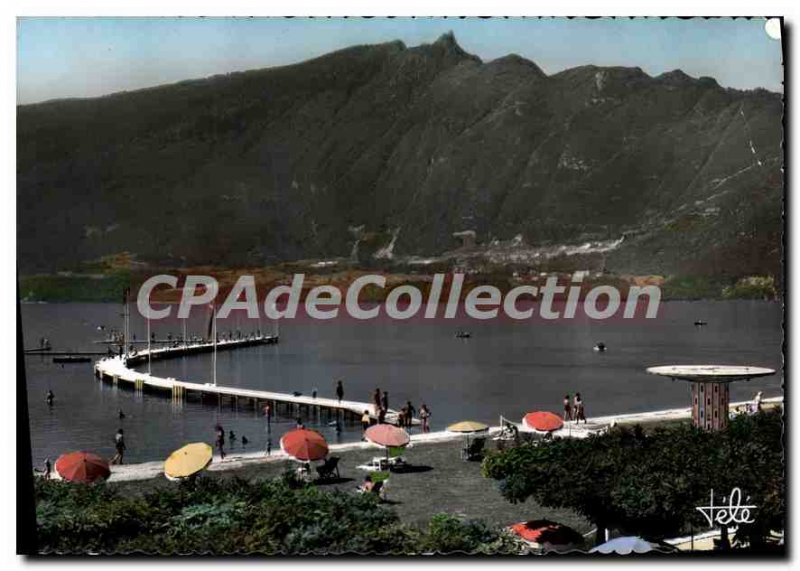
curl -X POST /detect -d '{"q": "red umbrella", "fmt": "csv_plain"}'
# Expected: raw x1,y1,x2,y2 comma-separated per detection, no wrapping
280,428,329,461
364,424,410,448
54,451,111,483
509,520,584,551
522,411,564,433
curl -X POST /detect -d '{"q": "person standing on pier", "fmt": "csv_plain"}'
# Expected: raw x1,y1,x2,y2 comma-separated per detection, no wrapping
419,403,431,433
381,391,389,413
336,380,344,403
405,401,416,428
361,410,371,436
563,394,573,422
753,390,764,412
264,402,272,424
400,404,409,427
373,388,382,415
110,429,126,465
574,393,586,424
215,425,226,460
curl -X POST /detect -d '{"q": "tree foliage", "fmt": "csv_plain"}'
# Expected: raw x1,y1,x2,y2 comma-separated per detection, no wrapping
35,475,523,555
482,411,784,544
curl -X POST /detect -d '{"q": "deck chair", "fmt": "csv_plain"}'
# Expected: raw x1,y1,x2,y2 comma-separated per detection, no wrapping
461,437,486,461
386,446,407,470
316,456,340,480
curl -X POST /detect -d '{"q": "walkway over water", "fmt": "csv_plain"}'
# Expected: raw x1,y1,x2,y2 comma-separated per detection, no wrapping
93,336,411,424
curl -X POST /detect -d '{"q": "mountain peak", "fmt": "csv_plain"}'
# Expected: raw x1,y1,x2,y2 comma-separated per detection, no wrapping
433,31,458,48
426,31,480,62
488,54,547,78
657,69,694,85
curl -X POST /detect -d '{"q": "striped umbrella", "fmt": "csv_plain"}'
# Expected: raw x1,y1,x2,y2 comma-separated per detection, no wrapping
55,451,110,483
280,428,329,461
522,411,564,433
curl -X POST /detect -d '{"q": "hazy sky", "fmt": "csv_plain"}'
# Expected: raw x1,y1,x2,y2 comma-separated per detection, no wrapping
17,17,783,104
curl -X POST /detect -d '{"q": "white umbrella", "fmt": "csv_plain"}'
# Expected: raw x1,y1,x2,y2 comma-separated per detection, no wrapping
589,536,661,554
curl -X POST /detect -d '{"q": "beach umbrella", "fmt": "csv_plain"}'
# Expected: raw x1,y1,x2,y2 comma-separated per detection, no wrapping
364,424,410,448
522,411,564,433
509,519,585,553
164,442,213,480
589,536,660,555
54,451,110,483
446,420,489,433
280,428,329,461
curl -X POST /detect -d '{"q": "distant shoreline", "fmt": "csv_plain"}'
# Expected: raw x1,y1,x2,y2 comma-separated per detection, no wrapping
18,268,780,304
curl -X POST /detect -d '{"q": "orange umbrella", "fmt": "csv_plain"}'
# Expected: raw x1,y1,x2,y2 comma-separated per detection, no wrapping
365,424,410,448
54,451,111,483
280,428,329,461
522,411,564,433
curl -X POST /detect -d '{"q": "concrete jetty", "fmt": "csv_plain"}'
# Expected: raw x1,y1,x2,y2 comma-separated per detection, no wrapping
93,335,410,424
91,395,782,484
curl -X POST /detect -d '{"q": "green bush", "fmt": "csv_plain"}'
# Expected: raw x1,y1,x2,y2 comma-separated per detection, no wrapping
482,411,784,547
721,276,778,300
35,475,519,555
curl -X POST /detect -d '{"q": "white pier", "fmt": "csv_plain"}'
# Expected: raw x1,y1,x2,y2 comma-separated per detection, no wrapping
93,336,410,424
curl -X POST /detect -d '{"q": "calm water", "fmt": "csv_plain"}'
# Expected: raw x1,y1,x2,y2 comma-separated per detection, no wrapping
21,301,783,465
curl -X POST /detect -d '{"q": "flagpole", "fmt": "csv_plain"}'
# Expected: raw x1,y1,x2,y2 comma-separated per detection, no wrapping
212,303,217,386
147,314,151,375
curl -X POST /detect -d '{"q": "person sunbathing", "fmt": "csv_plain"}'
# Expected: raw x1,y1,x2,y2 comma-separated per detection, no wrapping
358,475,375,493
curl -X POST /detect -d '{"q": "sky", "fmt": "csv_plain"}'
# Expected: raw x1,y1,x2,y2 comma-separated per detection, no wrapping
17,17,784,104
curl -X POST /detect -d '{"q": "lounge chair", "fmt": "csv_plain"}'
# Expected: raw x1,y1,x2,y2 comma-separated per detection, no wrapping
316,456,340,480
357,457,389,472
461,437,486,461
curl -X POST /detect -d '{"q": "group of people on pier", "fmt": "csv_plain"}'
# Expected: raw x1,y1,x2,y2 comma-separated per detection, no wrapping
563,392,587,424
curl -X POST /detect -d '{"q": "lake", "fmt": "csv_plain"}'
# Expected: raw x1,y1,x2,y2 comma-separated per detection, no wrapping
21,301,783,465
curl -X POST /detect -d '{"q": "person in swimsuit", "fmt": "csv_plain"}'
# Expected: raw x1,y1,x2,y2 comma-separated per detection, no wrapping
361,410,371,435
110,429,126,465
574,393,586,424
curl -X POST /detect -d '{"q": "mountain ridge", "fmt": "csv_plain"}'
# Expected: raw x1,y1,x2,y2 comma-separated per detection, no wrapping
17,34,783,280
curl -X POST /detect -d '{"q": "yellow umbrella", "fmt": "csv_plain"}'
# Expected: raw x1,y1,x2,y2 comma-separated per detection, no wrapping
447,421,489,433
164,442,213,480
